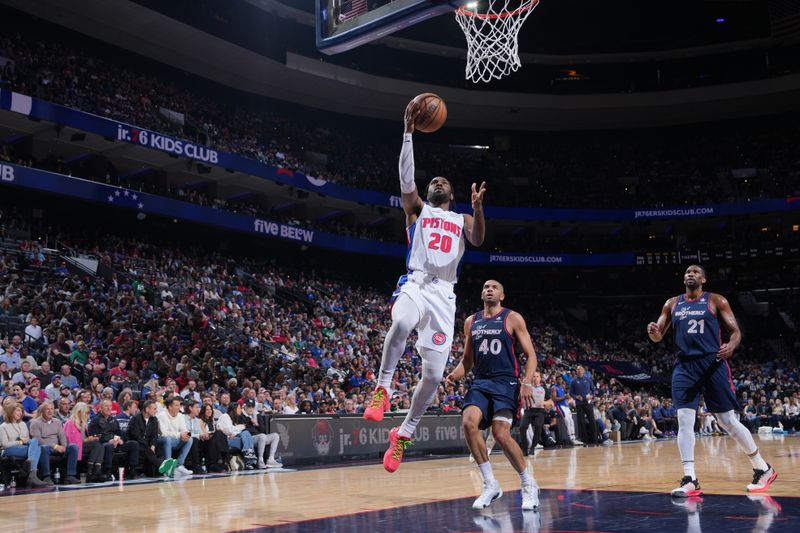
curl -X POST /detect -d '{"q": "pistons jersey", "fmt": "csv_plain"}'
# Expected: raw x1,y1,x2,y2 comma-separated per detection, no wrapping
671,292,721,359
406,203,466,283
471,308,518,379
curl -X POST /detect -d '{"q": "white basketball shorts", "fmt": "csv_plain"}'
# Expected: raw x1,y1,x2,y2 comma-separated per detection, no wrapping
391,270,456,354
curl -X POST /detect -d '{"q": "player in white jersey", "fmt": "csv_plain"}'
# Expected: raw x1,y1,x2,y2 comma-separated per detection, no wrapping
364,99,487,473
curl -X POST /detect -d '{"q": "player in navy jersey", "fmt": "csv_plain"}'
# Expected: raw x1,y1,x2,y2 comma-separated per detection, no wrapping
648,265,777,497
446,280,539,511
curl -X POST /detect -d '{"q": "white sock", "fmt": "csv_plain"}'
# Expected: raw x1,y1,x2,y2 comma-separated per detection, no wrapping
478,461,496,484
682,460,696,479
519,468,534,485
748,450,769,472
677,408,697,478
376,376,395,397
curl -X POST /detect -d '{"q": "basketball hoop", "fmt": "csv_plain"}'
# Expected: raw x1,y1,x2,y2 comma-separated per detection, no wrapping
455,0,540,83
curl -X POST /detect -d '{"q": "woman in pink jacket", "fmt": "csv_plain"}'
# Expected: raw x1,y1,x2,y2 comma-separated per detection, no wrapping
63,402,106,482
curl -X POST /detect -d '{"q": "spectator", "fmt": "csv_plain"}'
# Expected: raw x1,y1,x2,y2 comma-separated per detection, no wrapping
0,401,50,487
69,340,90,368
0,361,12,383
116,400,138,434
55,397,72,424
0,343,20,372
273,397,289,415
180,380,201,403
156,396,194,477
88,399,140,480
216,392,231,414
29,401,81,484
183,399,210,473
126,400,163,477
11,360,36,386
659,399,678,435
59,365,79,389
12,383,37,419
64,403,105,481
35,361,54,388
217,402,257,468
94,387,121,416
242,398,281,468
24,316,42,344
198,403,228,472
109,359,129,389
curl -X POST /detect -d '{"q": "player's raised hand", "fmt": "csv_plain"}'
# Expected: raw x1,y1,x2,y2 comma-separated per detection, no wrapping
471,181,486,211
404,100,421,134
647,322,662,342
718,342,736,360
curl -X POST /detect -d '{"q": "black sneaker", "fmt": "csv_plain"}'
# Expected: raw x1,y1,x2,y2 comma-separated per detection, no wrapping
671,476,702,497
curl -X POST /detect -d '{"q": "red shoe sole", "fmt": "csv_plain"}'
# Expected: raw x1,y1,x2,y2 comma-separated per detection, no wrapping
363,410,384,422
747,470,778,493
383,449,400,473
672,489,703,497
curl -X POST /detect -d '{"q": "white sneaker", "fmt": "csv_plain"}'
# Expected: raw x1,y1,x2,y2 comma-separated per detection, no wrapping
266,459,282,468
534,444,543,449
469,454,476,463
642,435,653,441
602,439,613,446
571,439,583,445
521,480,540,510
746,465,777,493
174,465,193,477
257,460,267,469
472,480,503,509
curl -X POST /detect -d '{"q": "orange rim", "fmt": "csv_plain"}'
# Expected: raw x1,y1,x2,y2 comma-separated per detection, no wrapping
456,0,539,20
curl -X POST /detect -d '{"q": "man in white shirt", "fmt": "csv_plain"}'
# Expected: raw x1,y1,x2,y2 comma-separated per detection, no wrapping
156,397,193,477
24,317,43,344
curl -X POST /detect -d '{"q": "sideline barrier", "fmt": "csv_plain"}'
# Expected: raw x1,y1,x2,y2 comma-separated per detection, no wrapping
267,413,470,465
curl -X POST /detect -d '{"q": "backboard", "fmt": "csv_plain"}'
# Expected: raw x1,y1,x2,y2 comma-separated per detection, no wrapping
316,0,463,54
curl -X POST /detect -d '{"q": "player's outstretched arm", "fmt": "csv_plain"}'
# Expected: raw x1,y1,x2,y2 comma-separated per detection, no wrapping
446,316,475,384
509,311,536,408
399,102,424,225
714,294,741,360
463,181,486,246
647,297,675,343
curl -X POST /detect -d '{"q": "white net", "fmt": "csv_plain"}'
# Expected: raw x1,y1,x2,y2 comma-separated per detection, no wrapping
455,0,539,83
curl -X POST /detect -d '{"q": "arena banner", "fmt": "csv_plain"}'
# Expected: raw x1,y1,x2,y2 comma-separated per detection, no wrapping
267,413,468,465
471,251,634,267
0,162,402,258
0,163,638,266
582,360,666,383
1,90,797,222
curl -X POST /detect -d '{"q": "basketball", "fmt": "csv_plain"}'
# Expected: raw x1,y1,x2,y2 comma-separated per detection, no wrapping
411,93,447,133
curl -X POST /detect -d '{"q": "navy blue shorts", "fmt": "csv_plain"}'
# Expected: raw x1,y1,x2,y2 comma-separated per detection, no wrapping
672,354,739,413
463,377,520,430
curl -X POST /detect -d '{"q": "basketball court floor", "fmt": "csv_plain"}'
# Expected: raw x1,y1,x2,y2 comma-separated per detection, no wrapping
6,435,798,532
